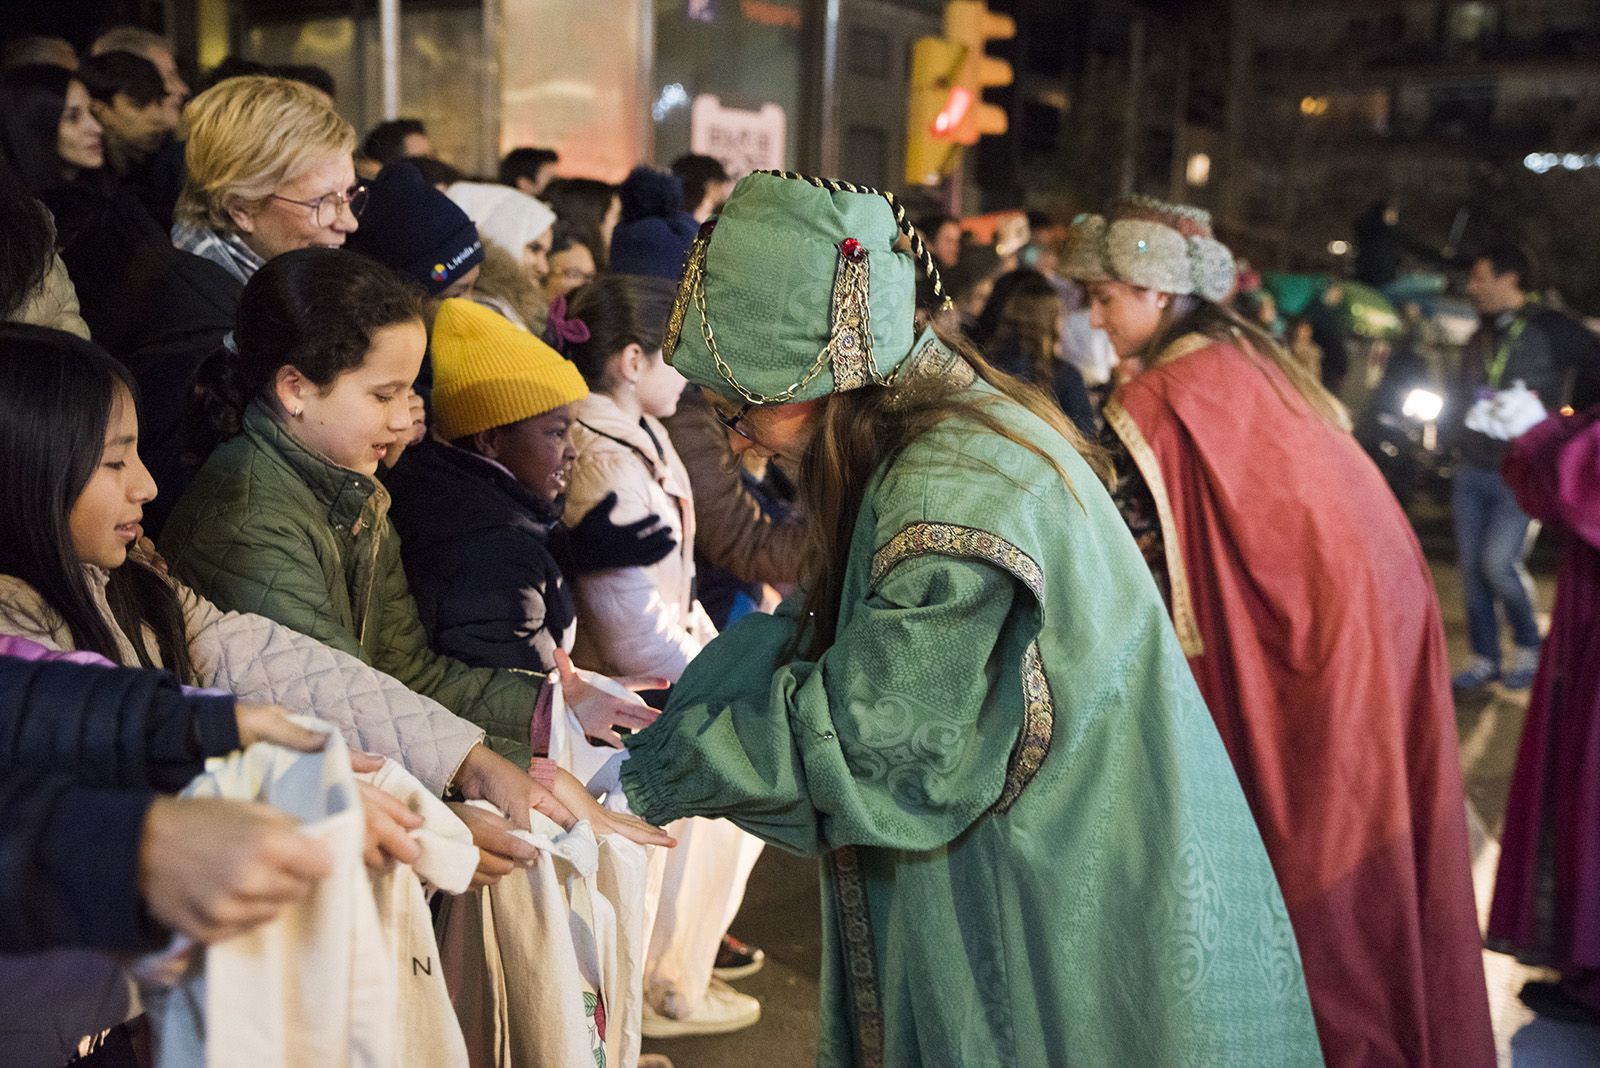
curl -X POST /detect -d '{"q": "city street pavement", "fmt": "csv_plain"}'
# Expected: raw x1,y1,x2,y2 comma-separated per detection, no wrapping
644,501,1600,1068
640,847,823,1067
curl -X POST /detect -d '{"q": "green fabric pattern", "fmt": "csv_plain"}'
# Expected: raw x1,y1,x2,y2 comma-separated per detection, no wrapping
669,172,920,403
622,386,1323,1067
161,401,541,763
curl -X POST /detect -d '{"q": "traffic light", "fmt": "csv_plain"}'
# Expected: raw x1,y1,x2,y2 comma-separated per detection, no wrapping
943,0,1015,144
906,35,966,186
904,1,1016,186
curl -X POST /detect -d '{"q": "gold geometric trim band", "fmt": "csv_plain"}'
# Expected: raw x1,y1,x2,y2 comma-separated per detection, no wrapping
829,846,885,1068
870,522,1052,815
1102,398,1206,657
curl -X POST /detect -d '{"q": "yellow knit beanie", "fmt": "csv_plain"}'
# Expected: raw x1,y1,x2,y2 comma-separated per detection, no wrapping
430,299,589,441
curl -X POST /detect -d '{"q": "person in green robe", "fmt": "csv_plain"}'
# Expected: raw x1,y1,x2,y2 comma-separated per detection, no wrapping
608,171,1323,1067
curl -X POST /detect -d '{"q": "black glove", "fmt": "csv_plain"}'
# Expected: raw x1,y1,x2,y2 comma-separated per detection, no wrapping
562,491,677,574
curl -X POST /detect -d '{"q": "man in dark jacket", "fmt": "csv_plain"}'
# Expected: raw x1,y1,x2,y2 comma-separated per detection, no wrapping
0,653,329,953
1452,245,1600,691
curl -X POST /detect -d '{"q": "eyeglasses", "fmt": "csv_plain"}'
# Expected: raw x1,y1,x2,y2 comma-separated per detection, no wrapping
711,399,756,442
268,183,369,227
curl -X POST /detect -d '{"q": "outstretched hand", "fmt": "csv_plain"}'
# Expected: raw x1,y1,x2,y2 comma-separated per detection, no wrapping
138,796,332,944
234,702,329,753
356,781,423,871
455,744,577,832
553,649,664,748
446,801,541,888
547,765,676,848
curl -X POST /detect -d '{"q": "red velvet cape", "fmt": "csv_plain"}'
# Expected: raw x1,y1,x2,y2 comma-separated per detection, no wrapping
1107,337,1493,1068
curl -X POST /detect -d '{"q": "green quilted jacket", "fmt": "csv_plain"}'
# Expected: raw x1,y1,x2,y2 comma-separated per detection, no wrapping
161,400,542,763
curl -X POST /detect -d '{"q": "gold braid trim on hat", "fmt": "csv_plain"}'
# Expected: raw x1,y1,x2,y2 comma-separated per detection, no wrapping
664,170,951,405
662,234,703,360
827,250,875,391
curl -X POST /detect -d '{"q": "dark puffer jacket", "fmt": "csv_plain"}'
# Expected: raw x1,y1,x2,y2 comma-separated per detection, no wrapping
160,401,542,763
385,440,577,672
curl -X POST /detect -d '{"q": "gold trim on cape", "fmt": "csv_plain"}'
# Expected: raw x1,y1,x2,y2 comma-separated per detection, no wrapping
1148,331,1213,370
871,522,1044,601
869,522,1052,813
1103,395,1206,657
831,522,1055,1064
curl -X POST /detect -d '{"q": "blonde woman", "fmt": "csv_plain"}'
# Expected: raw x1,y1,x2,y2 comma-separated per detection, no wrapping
172,75,364,283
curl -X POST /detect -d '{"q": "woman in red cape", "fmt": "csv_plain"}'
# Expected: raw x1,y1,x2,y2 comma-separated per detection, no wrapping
1064,195,1494,1068
1488,404,1600,1021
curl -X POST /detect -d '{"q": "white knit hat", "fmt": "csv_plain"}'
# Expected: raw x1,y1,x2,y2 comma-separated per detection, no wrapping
1062,194,1236,303
445,180,556,260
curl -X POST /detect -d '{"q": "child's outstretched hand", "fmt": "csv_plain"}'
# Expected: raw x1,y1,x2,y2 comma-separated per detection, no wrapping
553,649,664,748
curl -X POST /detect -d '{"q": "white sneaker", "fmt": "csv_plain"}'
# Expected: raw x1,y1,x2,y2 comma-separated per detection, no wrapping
641,977,761,1038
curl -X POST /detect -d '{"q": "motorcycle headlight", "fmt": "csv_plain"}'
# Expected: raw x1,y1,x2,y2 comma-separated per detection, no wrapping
1401,388,1444,422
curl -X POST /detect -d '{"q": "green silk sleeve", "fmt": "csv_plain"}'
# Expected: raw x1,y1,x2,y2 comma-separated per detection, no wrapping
620,553,1025,855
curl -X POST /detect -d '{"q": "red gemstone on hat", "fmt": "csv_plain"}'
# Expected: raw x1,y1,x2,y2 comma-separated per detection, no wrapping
841,238,864,261
699,219,717,238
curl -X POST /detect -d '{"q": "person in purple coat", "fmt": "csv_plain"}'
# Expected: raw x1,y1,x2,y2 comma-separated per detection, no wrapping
1488,403,1600,1022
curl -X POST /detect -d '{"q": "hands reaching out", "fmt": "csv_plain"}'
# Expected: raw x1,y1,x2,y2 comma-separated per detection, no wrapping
553,649,664,748
138,796,332,944
234,702,330,753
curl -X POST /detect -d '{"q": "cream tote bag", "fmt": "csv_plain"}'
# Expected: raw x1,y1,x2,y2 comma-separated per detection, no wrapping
435,801,650,1068
140,724,475,1067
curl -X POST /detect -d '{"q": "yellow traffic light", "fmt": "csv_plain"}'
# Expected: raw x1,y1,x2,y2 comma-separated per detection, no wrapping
903,1,1016,186
906,35,965,186
944,0,1014,144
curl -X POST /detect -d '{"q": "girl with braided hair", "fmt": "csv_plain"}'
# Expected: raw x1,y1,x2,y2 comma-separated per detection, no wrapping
598,171,1323,1065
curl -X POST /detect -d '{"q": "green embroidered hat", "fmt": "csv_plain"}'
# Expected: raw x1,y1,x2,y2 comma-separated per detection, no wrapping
664,170,950,405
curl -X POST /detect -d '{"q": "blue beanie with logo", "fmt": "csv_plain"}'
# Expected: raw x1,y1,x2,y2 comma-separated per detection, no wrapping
345,161,484,295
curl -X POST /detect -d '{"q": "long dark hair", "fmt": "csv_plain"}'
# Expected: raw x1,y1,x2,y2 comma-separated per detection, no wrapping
0,64,78,193
0,166,56,320
544,178,617,267
192,248,423,453
563,274,676,387
796,326,1112,659
0,324,197,681
975,268,1063,382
